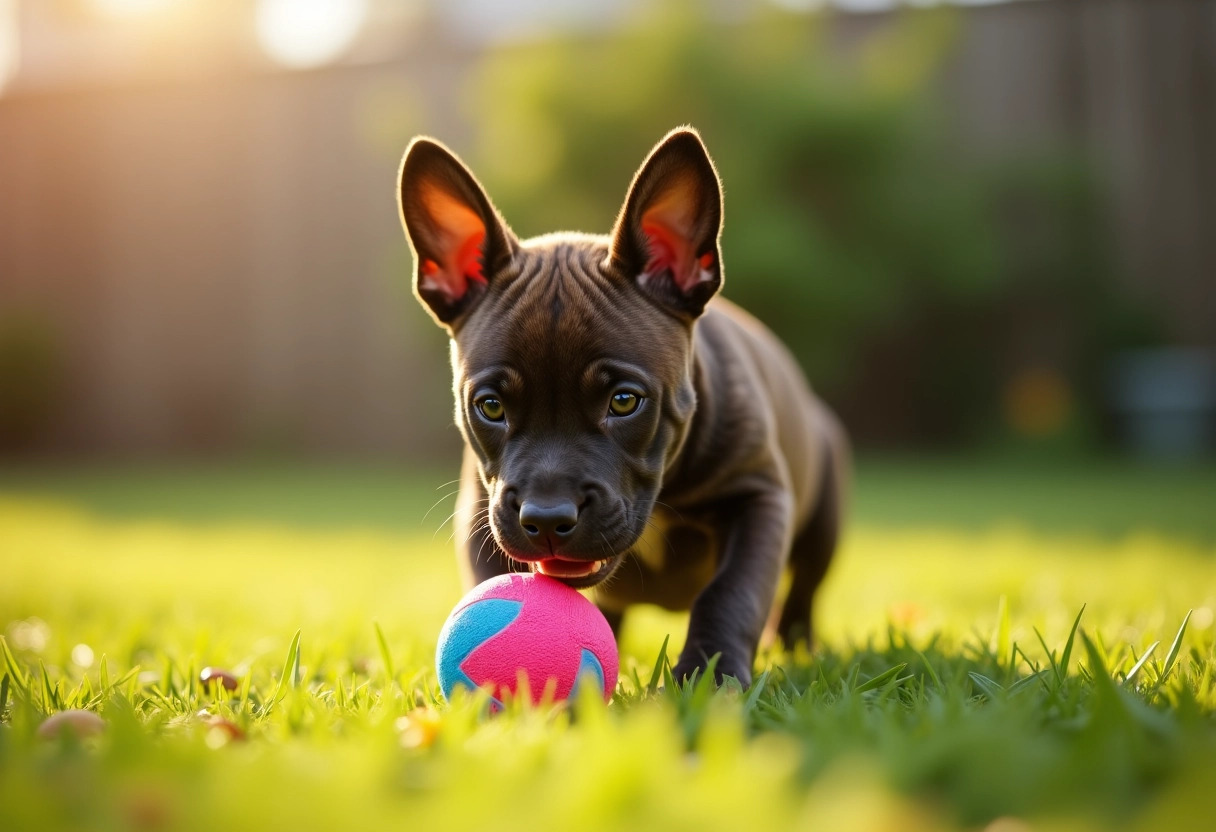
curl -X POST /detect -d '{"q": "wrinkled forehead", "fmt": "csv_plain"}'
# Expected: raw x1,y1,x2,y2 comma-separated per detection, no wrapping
453,242,689,381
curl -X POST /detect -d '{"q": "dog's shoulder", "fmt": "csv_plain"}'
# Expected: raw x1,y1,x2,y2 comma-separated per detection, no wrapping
697,298,809,392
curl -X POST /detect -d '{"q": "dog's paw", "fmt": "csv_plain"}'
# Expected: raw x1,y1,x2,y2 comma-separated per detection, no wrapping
775,615,812,651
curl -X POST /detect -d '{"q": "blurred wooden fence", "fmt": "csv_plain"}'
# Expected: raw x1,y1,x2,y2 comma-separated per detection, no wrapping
941,0,1215,347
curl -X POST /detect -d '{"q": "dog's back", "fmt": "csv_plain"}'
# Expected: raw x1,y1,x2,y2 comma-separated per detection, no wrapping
660,297,844,525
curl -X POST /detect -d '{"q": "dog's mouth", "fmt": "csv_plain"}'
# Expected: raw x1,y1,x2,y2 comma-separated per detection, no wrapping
507,552,625,589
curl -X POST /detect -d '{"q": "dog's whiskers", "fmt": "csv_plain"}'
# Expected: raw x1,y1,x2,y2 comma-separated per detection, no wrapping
438,498,489,543
652,499,687,524
472,525,494,568
435,505,482,542
449,506,491,546
423,489,464,528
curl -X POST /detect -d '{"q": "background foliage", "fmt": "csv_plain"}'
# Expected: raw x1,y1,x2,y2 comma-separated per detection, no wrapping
466,2,1146,448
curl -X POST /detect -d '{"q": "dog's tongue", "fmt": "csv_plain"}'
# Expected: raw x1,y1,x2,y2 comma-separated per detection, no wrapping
535,558,601,578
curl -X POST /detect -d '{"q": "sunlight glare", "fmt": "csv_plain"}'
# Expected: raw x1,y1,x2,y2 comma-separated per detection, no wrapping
255,0,368,70
0,0,17,95
91,0,181,16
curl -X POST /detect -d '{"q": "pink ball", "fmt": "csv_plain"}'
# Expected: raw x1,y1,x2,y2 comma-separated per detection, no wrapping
436,573,618,705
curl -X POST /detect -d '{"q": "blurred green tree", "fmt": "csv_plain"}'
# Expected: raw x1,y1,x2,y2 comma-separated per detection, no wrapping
465,1,1131,448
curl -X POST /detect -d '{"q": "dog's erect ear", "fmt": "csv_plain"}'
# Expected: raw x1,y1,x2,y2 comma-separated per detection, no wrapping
609,128,723,319
398,138,517,327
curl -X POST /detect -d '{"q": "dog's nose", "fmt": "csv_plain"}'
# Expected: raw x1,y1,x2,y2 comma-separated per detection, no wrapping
519,499,578,546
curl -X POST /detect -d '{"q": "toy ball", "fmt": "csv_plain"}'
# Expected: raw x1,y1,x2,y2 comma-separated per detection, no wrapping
436,573,618,705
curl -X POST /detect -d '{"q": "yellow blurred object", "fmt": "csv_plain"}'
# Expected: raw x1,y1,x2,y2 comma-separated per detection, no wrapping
888,601,927,630
397,707,442,750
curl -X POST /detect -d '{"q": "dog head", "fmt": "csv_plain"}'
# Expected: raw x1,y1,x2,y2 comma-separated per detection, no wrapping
398,128,723,588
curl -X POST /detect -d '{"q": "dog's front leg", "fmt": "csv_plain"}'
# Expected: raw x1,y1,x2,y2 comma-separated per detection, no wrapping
453,447,512,589
672,486,793,688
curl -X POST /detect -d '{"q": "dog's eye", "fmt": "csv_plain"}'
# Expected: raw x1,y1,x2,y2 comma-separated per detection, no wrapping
477,397,505,422
608,391,642,417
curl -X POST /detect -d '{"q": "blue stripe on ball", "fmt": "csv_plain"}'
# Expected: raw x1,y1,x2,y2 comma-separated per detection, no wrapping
570,648,605,700
435,598,522,702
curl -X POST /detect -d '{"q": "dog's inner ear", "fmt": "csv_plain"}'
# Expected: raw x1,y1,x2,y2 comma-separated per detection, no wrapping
611,129,723,317
415,183,487,304
639,175,717,295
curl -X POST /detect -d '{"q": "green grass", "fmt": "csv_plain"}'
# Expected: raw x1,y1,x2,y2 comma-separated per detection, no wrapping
2,458,1215,831
4,455,1214,539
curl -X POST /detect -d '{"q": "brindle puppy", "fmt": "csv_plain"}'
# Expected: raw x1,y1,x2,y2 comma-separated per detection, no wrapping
398,127,848,687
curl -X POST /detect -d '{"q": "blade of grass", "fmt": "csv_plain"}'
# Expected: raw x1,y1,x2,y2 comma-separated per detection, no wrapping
162,656,175,698
145,686,180,713
916,650,944,692
0,636,30,694
1149,610,1193,697
855,663,909,694
840,662,861,696
1034,626,1061,685
124,668,140,700
688,655,720,713
267,629,302,713
113,666,141,691
997,594,1011,671
373,621,395,684
186,657,197,702
292,636,302,690
680,665,701,698
1009,669,1051,696
238,668,253,709
1122,641,1159,688
70,675,93,709
1058,605,1086,679
1081,631,1118,696
647,634,671,696
1013,643,1040,676
40,660,61,712
743,668,771,712
968,671,1005,701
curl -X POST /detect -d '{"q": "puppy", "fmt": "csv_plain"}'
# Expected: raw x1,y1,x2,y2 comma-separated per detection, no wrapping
398,127,848,687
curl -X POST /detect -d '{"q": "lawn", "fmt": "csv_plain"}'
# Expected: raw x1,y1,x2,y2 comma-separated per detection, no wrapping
2,458,1215,831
